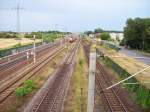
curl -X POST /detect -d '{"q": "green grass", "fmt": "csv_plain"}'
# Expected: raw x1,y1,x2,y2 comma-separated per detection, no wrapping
65,46,88,112
73,51,87,111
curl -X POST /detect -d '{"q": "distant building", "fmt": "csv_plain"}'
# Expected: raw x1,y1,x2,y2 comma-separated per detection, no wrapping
109,33,124,41
89,34,95,38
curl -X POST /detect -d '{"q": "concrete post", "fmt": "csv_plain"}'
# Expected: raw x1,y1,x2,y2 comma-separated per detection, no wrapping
87,47,96,112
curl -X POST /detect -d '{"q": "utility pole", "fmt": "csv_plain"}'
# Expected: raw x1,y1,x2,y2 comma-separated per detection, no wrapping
33,35,36,63
12,3,24,33
0,3,24,33
17,4,20,33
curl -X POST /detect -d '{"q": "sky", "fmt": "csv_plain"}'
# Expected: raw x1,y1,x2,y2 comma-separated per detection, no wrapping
0,0,150,32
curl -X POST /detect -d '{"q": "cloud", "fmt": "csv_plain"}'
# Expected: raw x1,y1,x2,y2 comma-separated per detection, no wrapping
0,0,150,32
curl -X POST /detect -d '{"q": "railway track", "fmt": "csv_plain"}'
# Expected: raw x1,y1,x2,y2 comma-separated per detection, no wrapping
24,40,80,112
0,42,54,64
0,40,63,66
0,39,64,62
96,62,128,112
0,41,65,82
0,43,68,104
82,40,128,112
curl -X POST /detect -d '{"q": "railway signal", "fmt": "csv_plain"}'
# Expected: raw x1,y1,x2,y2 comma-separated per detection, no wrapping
33,35,36,63
26,52,29,60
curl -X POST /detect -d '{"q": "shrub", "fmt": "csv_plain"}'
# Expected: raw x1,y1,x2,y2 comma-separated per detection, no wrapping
24,79,34,88
15,87,26,97
15,79,35,97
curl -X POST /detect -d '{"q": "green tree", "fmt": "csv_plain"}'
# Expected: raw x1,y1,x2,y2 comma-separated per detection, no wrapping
94,28,103,33
124,18,150,51
0,32,18,38
100,32,111,40
84,31,93,36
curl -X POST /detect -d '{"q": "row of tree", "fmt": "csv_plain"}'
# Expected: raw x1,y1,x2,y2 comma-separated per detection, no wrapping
84,28,122,36
0,32,18,38
24,31,69,42
84,28,111,40
0,31,70,39
123,18,150,52
84,28,103,36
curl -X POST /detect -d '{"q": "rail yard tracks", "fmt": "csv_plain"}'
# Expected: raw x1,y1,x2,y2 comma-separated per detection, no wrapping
0,42,67,105
82,40,128,112
0,42,61,81
0,42,55,64
24,40,80,112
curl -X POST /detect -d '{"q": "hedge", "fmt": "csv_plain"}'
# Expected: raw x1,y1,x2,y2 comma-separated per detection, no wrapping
100,40,121,51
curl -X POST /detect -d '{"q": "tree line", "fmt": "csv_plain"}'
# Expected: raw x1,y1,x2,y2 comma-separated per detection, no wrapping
0,31,70,39
123,18,150,52
84,28,112,40
84,28,122,36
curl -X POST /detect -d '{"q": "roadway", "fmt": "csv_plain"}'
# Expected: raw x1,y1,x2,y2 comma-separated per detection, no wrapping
119,47,150,65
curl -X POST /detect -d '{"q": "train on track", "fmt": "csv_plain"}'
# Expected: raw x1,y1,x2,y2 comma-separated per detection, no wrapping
68,36,76,43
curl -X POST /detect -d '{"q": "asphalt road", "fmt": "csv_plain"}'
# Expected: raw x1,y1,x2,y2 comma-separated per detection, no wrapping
119,48,150,65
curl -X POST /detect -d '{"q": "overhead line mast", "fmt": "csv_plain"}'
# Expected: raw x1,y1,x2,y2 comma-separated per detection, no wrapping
12,3,24,33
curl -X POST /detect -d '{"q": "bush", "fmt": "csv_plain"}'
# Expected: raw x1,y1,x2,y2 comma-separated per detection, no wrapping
24,79,34,88
15,87,26,97
15,80,35,97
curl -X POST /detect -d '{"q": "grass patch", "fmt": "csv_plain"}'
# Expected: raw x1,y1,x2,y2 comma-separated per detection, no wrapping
64,46,88,112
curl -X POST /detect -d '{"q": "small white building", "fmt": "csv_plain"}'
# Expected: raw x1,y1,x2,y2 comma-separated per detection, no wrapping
109,33,124,41
89,34,95,38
